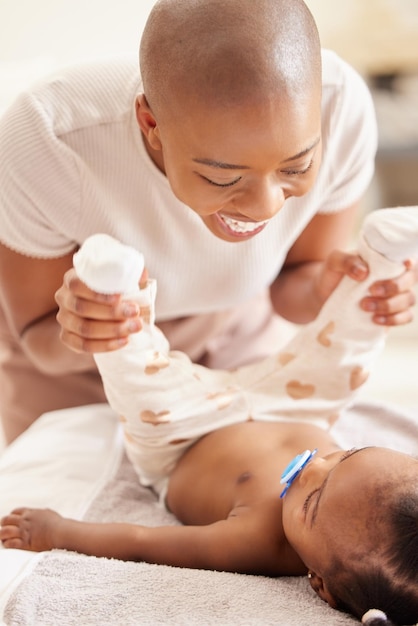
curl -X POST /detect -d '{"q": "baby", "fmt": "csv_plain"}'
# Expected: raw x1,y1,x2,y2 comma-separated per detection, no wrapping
1,208,418,626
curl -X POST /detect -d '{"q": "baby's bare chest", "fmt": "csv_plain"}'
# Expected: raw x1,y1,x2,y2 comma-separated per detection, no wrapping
166,421,336,524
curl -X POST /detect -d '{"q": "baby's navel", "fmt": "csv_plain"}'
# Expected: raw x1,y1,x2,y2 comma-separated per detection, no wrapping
237,471,253,485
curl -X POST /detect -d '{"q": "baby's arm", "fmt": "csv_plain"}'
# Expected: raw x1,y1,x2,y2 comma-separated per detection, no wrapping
0,505,297,576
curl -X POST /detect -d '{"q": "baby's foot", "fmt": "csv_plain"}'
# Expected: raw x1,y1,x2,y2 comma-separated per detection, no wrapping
0,507,64,552
73,234,145,295
362,207,418,262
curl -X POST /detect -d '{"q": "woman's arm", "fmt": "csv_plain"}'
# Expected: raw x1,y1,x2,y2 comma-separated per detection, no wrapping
0,243,142,373
0,243,94,374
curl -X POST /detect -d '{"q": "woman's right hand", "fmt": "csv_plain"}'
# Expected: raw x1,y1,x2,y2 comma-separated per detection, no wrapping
55,268,143,353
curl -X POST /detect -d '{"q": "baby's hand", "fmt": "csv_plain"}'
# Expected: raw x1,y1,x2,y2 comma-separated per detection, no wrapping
0,507,63,552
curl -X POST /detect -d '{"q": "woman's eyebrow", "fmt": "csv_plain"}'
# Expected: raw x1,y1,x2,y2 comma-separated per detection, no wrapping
192,158,250,170
310,448,366,527
192,137,321,171
282,137,321,163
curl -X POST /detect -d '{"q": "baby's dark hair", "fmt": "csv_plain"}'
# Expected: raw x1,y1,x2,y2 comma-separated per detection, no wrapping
326,491,418,625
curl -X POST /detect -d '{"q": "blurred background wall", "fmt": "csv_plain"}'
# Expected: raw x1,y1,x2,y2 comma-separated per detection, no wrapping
0,0,155,63
307,0,418,211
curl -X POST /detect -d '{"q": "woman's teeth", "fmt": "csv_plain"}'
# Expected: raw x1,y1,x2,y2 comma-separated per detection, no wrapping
220,215,268,234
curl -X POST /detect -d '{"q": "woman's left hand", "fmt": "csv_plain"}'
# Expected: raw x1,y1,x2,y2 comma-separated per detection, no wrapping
360,258,418,326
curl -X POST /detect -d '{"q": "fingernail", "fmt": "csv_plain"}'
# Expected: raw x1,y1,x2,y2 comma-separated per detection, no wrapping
127,319,141,332
370,285,386,297
122,303,140,317
352,264,367,278
363,301,377,311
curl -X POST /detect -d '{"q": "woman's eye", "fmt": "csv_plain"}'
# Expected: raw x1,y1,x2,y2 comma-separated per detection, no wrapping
202,176,242,188
282,159,314,176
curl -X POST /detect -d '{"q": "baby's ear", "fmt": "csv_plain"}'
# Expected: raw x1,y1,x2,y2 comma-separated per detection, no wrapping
308,572,338,609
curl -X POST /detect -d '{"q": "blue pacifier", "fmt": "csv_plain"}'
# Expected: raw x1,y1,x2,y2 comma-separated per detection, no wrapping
280,449,317,498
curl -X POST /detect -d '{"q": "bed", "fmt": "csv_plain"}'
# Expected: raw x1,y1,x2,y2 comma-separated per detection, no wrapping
0,400,417,626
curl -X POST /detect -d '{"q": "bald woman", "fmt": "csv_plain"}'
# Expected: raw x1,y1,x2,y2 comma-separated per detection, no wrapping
0,0,416,442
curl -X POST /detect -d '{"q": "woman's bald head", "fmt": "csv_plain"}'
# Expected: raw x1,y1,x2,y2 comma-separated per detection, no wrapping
140,0,321,120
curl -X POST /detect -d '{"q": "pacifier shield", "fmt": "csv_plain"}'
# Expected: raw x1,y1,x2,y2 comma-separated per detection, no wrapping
280,448,317,498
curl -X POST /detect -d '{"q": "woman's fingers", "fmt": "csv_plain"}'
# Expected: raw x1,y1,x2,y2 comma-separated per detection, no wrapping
361,261,417,326
54,268,144,353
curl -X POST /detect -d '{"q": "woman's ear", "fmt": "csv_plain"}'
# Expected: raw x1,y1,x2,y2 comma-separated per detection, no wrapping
308,571,338,609
135,95,162,151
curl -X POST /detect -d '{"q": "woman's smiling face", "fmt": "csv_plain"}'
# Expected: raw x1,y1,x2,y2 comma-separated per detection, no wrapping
136,91,322,243
281,447,418,579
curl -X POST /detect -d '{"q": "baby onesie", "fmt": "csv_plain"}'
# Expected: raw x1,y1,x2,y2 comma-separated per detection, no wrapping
74,207,418,500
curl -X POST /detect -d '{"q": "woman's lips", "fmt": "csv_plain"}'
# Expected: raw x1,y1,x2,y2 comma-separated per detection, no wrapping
216,213,269,238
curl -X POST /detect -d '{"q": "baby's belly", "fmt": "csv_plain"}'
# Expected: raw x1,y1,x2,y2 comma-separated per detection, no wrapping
166,428,252,524
166,420,336,524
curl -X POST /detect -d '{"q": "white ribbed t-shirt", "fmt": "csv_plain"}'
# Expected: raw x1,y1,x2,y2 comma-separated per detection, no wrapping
0,51,377,322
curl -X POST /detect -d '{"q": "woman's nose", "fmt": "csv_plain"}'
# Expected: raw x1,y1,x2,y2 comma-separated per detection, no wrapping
235,179,286,221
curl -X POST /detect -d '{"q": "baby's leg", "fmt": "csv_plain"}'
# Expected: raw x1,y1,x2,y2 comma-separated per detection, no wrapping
94,282,249,490
74,236,249,492
240,207,418,426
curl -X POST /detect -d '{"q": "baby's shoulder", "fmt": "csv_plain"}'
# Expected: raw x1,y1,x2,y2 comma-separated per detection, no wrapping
226,500,305,576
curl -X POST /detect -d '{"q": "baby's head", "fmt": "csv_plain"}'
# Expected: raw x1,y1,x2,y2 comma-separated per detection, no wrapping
281,447,418,625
